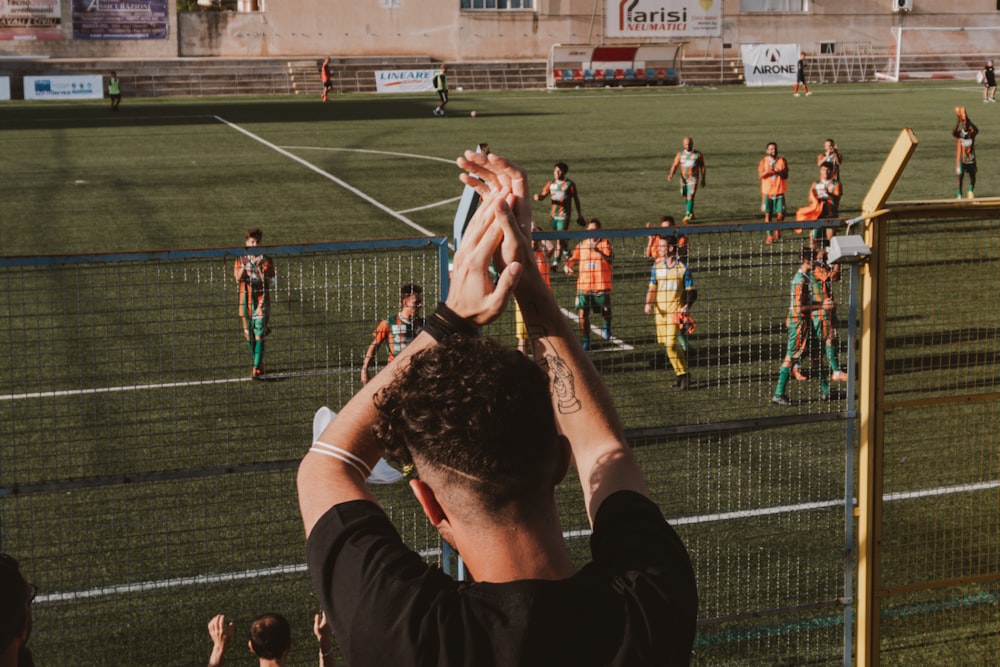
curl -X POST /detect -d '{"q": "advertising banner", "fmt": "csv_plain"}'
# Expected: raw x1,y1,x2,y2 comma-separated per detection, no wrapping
374,69,435,94
25,74,104,100
0,0,61,41
0,77,10,100
606,0,721,39
741,43,800,87
72,0,167,39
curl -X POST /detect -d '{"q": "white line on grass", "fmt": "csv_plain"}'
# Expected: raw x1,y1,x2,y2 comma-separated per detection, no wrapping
214,116,437,237
37,479,999,604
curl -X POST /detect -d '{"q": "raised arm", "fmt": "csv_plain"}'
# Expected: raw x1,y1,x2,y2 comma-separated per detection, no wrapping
297,186,522,538
457,152,648,524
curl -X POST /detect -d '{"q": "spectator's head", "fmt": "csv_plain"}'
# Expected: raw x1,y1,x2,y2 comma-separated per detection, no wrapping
374,336,564,518
245,228,263,247
0,554,34,665
586,217,601,231
660,215,675,228
248,613,291,660
553,162,569,179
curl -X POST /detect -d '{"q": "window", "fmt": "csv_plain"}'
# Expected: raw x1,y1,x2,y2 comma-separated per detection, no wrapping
461,0,533,9
740,0,807,11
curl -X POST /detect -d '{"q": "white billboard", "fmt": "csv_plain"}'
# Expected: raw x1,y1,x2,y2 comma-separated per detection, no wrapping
374,69,435,94
606,0,721,39
741,44,800,87
24,74,104,100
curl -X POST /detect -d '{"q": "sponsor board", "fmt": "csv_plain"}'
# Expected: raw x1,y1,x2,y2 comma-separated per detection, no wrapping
741,43,800,87
0,0,62,40
25,74,104,100
375,69,435,94
606,0,721,39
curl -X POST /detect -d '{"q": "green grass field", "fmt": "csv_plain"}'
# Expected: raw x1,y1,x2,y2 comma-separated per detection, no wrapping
2,81,998,666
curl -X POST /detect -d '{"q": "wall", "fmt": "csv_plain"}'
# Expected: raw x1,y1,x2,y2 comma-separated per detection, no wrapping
3,1,1000,62
0,0,178,59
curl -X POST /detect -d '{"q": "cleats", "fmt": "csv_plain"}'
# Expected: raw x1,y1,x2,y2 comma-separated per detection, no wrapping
682,214,694,224
252,366,264,380
794,93,801,97
966,190,975,199
792,367,809,382
771,395,791,406
677,374,690,391
830,370,849,382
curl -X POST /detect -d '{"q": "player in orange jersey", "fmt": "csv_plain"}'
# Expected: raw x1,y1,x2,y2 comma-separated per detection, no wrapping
564,218,612,351
758,142,789,244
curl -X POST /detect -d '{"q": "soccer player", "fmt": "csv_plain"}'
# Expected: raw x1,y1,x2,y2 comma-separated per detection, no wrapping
793,54,811,96
794,162,842,242
772,247,833,406
953,107,978,199
817,138,843,181
667,136,707,223
320,57,334,102
758,142,789,244
234,228,275,380
564,218,613,350
533,161,585,262
298,151,698,666
983,59,996,103
108,71,121,111
432,65,448,116
361,283,424,385
644,235,697,391
812,241,848,384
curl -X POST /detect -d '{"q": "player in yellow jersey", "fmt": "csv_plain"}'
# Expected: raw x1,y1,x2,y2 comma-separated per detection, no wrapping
645,235,697,390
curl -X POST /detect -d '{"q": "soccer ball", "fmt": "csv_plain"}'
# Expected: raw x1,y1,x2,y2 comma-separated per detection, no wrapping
470,110,477,118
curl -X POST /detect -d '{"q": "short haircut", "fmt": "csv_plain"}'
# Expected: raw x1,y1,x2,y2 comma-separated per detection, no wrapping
245,228,263,243
554,161,569,174
800,247,816,263
0,554,30,652
660,215,675,225
249,612,291,660
373,336,561,511
400,283,423,298
588,217,602,229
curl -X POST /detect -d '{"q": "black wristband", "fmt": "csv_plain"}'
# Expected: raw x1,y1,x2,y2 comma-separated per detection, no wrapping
421,302,479,341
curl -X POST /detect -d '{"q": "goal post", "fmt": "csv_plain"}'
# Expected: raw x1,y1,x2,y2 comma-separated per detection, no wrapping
877,26,1000,82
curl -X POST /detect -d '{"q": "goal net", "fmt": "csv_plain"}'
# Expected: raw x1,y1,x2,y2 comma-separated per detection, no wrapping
878,26,1000,82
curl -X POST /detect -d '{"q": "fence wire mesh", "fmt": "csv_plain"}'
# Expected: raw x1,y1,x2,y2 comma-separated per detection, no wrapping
2,225,856,665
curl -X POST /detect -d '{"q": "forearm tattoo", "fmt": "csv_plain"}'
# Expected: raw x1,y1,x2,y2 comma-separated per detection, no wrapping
542,350,581,414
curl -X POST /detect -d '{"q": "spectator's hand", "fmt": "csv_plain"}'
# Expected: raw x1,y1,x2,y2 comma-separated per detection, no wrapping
445,191,523,327
458,151,532,240
207,614,234,667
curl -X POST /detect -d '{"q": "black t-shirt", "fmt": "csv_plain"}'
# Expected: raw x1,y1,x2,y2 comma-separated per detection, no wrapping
306,490,697,666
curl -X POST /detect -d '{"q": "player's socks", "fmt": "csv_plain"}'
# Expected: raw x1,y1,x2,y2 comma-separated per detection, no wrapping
826,345,840,371
775,366,791,397
253,341,264,369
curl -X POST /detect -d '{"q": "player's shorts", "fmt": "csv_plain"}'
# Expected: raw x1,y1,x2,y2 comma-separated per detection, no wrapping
576,290,609,313
959,162,977,177
784,317,812,360
681,181,698,198
551,217,569,232
438,90,449,104
762,195,786,215
814,311,837,341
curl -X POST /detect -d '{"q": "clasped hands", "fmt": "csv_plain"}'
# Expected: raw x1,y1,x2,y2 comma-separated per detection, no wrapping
447,151,541,327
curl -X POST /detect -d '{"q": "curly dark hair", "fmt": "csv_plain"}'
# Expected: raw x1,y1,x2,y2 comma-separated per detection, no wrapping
249,612,291,660
373,335,560,511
